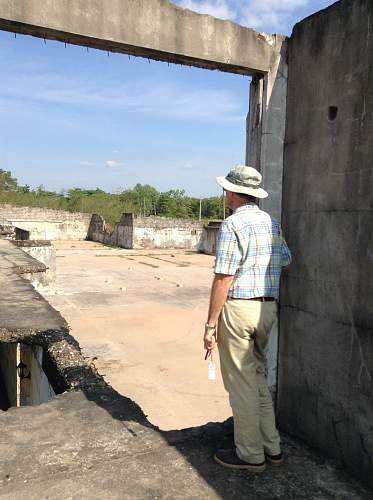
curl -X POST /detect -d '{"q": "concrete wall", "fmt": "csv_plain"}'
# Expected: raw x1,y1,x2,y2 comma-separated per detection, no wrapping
0,342,17,407
29,345,56,405
13,241,56,290
0,343,56,407
0,220,15,239
87,213,133,248
246,36,288,223
198,221,221,255
133,216,204,250
0,204,91,240
279,0,373,487
245,36,288,395
88,213,206,250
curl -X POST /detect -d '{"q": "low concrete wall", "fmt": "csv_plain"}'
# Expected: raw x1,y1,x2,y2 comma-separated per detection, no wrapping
0,204,92,240
0,219,15,239
133,216,204,250
198,221,221,255
88,213,205,250
12,240,56,290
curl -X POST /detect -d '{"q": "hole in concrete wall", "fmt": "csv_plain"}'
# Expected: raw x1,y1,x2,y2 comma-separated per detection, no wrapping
0,342,63,410
328,106,338,121
15,227,30,240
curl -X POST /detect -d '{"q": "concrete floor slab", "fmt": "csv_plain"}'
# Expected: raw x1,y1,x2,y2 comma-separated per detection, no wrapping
0,390,370,500
1,240,371,498
46,241,231,430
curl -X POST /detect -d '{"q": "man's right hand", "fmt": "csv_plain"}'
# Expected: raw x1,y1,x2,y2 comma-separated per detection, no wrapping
204,328,217,351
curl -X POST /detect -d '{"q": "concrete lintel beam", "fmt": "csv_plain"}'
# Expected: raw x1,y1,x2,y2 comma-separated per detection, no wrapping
0,0,282,75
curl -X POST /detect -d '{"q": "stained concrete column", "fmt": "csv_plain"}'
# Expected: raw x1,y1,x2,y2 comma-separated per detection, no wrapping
246,35,288,394
246,75,264,170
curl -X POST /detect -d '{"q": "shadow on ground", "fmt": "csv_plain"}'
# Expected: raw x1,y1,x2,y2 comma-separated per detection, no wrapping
63,357,372,500
1,327,371,499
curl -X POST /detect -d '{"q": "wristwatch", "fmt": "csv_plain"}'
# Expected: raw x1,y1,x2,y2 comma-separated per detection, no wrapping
205,323,216,331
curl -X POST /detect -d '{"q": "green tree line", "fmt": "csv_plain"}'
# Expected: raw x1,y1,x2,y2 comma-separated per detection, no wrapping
0,169,225,225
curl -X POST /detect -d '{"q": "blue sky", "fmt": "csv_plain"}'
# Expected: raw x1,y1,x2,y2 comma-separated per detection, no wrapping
0,0,335,197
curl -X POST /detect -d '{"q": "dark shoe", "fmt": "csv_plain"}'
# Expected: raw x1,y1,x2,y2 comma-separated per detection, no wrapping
265,452,284,466
214,449,266,472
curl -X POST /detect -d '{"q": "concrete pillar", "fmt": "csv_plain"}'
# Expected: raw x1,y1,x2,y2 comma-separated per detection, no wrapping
246,35,287,222
246,75,264,170
246,35,288,394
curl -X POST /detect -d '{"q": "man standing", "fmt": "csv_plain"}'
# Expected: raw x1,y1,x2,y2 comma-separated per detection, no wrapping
204,165,291,473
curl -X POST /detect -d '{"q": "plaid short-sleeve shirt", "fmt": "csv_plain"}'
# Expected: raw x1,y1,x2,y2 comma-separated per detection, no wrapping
214,203,291,300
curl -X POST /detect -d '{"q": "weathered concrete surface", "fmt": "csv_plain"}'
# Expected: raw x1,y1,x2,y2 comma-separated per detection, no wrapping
1,390,371,499
0,238,46,278
199,221,221,255
0,204,92,240
0,342,17,407
133,216,204,250
0,219,15,239
46,241,231,430
245,36,288,395
0,242,371,498
0,242,62,332
0,0,283,75
88,213,205,250
246,36,287,223
279,0,373,488
12,240,56,290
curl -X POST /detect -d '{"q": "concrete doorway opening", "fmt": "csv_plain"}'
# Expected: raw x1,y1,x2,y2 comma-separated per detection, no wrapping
1,34,249,429
0,1,287,429
0,342,59,409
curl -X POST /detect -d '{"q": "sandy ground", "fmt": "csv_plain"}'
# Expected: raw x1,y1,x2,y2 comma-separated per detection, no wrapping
46,241,231,430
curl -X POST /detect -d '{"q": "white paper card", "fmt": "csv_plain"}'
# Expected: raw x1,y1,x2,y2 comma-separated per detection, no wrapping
208,361,216,380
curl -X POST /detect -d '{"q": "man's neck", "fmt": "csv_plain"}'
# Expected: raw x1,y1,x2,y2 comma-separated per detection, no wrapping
232,200,256,211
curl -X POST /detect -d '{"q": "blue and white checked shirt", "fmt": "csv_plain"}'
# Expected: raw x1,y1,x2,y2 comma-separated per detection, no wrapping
214,203,291,300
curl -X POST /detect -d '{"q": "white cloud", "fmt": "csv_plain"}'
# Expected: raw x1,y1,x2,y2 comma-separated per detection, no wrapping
240,0,310,32
0,71,244,123
105,160,122,168
178,0,235,19
174,0,312,33
79,160,94,166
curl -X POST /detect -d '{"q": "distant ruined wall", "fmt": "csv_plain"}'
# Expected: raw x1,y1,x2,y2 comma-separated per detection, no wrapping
87,213,133,248
133,216,204,250
88,213,206,250
0,204,92,240
279,0,373,487
198,221,221,256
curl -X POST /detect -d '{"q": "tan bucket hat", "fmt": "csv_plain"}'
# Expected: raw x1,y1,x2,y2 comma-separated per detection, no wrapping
216,165,268,199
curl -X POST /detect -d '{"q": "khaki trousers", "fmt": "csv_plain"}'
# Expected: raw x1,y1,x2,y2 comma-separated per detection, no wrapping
218,299,281,464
